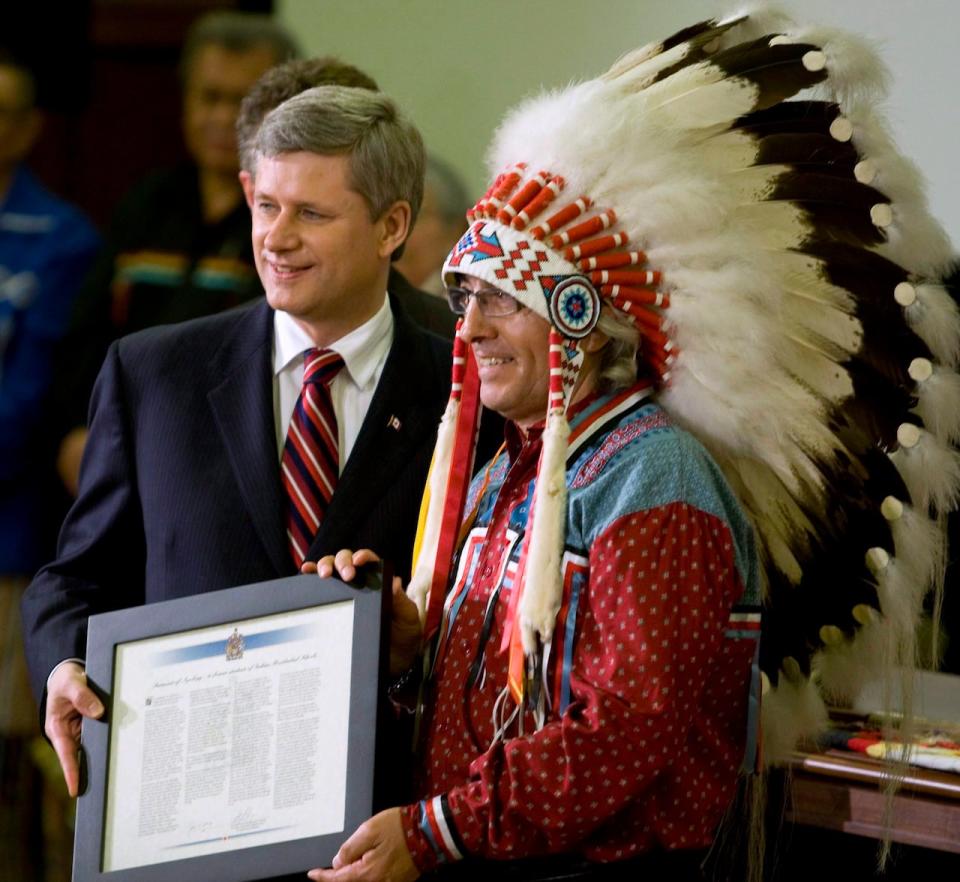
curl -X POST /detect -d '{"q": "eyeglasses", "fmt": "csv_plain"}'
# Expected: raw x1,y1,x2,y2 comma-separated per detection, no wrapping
446,285,522,317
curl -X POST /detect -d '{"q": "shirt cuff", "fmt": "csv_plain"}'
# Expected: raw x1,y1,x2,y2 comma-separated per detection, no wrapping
47,658,85,688
401,797,466,873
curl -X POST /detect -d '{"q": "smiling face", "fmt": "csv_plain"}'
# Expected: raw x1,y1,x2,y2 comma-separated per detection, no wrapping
459,276,611,428
457,277,550,428
252,151,409,345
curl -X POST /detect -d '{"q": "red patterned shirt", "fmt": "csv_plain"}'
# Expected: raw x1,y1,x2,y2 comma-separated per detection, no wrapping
401,388,760,871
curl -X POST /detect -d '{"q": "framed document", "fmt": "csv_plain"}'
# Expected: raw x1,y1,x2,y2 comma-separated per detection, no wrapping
73,573,387,882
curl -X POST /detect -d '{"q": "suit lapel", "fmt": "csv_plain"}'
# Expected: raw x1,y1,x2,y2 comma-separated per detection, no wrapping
208,301,291,575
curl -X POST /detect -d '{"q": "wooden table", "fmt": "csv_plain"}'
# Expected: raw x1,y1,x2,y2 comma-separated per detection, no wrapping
787,751,960,853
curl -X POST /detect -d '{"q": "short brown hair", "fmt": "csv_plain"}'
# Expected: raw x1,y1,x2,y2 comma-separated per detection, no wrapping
237,57,378,173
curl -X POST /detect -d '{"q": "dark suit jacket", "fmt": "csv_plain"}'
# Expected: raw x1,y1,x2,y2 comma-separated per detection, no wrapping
21,293,451,702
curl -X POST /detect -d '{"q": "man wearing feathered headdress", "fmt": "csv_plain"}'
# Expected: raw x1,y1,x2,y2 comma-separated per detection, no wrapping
309,281,759,882
308,6,960,881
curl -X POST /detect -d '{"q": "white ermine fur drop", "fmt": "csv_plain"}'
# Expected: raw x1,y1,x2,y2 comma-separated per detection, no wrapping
519,409,570,654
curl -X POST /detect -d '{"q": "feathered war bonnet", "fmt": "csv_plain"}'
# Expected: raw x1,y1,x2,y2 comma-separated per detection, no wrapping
408,5,960,758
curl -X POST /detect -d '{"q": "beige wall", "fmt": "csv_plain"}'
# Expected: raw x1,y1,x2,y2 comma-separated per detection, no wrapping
276,0,712,196
278,0,959,244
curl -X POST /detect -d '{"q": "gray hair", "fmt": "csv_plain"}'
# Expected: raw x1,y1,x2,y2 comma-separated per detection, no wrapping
254,86,426,237
596,306,640,392
180,11,300,81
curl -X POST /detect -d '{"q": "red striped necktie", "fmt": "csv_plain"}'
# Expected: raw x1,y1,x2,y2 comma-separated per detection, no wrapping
281,348,344,567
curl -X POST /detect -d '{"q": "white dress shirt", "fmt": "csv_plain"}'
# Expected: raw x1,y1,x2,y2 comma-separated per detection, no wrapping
272,296,394,468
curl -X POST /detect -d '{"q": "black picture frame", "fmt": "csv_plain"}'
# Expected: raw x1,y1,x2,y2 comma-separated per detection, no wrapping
73,572,387,882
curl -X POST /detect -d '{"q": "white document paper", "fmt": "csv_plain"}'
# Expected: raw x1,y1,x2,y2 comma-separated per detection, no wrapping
101,601,354,871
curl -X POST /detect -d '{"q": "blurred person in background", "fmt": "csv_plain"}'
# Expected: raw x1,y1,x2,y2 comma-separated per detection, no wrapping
0,48,100,881
54,11,299,497
395,154,469,297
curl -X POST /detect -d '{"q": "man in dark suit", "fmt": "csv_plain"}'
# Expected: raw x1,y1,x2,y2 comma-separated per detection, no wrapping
21,86,451,800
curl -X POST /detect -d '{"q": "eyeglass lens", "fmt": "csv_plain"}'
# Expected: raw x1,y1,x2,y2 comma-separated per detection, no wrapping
446,286,519,316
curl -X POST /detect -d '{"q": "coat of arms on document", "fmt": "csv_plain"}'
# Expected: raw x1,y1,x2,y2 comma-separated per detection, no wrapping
225,628,245,661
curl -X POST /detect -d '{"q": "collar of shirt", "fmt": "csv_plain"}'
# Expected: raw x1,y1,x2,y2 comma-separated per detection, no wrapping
503,389,604,462
272,295,395,462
